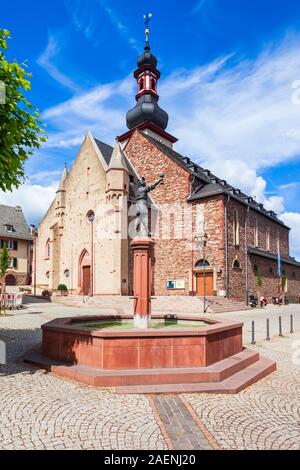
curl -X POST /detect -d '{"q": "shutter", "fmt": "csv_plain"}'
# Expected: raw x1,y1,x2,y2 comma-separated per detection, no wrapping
13,258,17,269
13,241,18,251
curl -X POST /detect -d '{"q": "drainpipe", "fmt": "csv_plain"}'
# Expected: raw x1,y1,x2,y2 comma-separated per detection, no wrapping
245,206,250,305
224,195,231,299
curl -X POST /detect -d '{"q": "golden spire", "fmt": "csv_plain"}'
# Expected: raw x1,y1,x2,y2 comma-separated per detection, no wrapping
144,12,152,50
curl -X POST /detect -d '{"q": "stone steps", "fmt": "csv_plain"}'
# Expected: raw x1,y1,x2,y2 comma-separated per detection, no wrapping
116,357,276,395
24,347,276,394
52,295,250,314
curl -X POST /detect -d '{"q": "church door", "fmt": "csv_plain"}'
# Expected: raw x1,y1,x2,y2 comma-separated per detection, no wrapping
196,272,214,297
82,266,91,296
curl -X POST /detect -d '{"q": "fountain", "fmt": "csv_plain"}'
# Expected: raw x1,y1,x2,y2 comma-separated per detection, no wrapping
25,175,276,394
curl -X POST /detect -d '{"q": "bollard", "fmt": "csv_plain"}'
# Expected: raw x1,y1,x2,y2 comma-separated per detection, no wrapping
266,318,270,341
251,321,256,345
279,316,283,337
290,315,294,334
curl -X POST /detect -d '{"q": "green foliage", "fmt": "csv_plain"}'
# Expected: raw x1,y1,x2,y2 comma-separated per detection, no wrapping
57,284,68,291
255,267,263,288
0,28,46,192
0,246,11,280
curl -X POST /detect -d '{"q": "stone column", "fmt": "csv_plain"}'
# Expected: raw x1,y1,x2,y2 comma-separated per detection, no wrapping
131,237,153,329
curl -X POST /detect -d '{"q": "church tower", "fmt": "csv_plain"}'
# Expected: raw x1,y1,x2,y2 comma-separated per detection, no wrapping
106,141,130,295
118,15,177,148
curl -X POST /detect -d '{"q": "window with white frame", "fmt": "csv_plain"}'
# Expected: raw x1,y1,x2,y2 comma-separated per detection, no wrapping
233,210,240,246
254,218,259,247
266,226,270,252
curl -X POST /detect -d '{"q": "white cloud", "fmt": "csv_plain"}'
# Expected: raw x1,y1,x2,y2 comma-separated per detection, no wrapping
38,34,81,93
37,31,300,257
0,183,58,226
280,212,300,260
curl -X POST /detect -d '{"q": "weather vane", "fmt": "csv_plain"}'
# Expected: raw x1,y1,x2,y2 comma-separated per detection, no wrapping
143,12,153,46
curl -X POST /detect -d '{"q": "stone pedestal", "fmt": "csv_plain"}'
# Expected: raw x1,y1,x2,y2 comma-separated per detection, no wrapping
131,237,153,329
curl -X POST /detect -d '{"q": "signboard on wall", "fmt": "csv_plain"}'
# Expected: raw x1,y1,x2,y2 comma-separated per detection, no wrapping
166,280,186,290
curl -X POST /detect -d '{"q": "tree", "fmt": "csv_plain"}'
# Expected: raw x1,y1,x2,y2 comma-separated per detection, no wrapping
0,28,46,192
0,245,11,282
0,246,11,315
255,267,263,299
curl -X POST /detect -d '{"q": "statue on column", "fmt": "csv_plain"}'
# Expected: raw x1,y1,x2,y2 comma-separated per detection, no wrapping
135,173,164,237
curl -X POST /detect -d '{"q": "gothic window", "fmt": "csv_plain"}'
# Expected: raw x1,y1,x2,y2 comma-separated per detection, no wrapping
254,218,259,247
195,259,210,268
266,226,270,252
233,259,241,269
45,239,51,259
233,210,240,246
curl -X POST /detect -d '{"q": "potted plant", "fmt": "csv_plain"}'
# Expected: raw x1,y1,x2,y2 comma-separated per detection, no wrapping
57,284,68,297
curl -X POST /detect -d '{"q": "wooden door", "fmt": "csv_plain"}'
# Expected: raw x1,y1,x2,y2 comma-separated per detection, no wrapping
82,266,91,296
196,272,214,296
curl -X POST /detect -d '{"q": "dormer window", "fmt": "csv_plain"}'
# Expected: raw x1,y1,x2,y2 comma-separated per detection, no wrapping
5,225,13,233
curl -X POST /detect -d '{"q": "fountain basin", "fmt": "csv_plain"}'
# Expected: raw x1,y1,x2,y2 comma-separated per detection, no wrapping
39,314,243,370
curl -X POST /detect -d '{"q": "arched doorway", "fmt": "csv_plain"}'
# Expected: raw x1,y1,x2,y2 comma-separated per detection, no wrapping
78,249,91,295
194,260,214,297
5,274,16,286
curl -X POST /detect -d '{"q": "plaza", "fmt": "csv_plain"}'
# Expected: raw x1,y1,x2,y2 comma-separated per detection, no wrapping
0,298,299,450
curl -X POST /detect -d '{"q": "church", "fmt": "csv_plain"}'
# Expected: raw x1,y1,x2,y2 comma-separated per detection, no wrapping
35,26,300,304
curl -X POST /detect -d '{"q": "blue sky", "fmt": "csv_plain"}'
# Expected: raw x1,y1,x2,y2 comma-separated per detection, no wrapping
1,0,300,258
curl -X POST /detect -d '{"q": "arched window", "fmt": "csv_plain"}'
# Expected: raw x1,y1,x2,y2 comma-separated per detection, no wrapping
86,210,95,223
139,78,144,92
45,239,51,259
233,210,240,246
64,269,70,278
151,78,156,91
195,259,210,268
233,259,241,269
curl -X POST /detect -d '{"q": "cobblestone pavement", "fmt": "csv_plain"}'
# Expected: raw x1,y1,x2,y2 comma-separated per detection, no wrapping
0,301,300,450
185,333,300,450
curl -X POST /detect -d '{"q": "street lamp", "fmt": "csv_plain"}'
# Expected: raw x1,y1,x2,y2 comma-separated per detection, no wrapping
195,233,208,314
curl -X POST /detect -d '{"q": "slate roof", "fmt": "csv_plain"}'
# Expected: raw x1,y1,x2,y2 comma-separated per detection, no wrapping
94,139,115,166
141,132,288,229
0,205,32,241
94,138,138,201
248,247,300,268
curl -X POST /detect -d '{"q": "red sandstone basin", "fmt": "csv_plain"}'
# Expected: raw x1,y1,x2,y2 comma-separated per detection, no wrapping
41,315,243,370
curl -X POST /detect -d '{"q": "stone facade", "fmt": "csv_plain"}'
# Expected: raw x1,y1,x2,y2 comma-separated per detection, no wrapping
124,130,300,302
35,133,129,296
